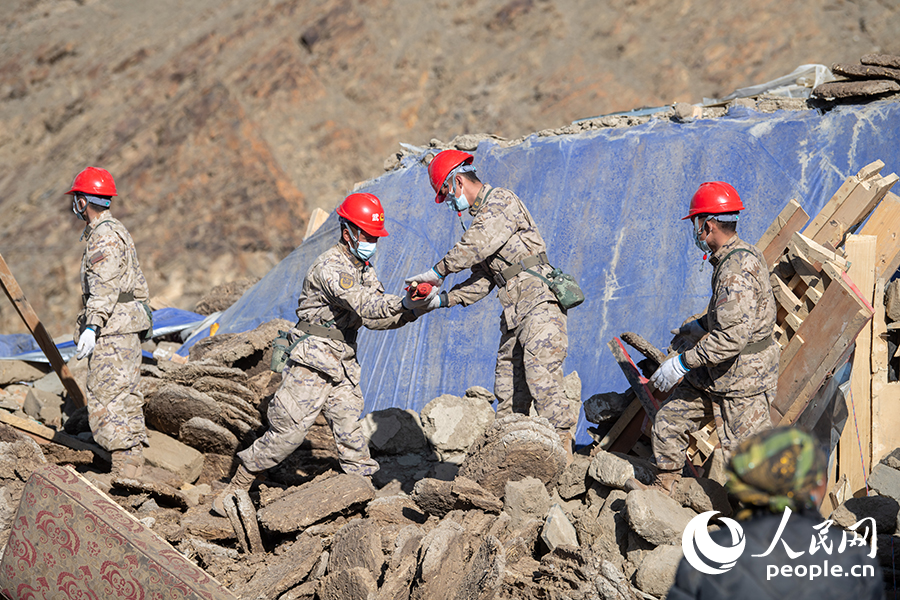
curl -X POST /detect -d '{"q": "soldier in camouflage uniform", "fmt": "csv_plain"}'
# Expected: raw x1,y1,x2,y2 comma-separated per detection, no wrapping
68,167,152,479
627,182,778,495
213,193,428,516
405,150,575,458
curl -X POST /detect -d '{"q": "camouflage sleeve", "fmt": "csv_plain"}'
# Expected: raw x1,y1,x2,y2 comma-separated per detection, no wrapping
323,270,404,321
83,231,126,329
447,261,495,307
363,310,419,330
682,257,758,369
434,199,516,277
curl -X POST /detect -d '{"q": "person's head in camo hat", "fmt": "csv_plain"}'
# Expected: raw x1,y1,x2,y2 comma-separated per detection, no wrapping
726,427,828,517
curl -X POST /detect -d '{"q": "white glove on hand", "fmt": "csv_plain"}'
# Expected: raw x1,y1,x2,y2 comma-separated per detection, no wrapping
425,291,447,310
76,327,96,360
670,318,707,353
649,354,688,393
404,267,443,287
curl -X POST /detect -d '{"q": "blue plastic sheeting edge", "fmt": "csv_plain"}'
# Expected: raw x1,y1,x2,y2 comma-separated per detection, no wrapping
177,101,900,444
0,308,206,363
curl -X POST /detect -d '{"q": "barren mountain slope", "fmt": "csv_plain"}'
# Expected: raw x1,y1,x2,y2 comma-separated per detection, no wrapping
0,0,896,335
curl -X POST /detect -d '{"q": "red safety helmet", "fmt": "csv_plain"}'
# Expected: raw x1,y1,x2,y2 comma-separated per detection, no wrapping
428,149,474,203
65,167,118,197
336,193,388,237
682,181,744,220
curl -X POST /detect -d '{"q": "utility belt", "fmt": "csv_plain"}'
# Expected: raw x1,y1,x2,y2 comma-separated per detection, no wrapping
81,290,137,304
740,334,773,356
494,252,549,287
294,320,357,345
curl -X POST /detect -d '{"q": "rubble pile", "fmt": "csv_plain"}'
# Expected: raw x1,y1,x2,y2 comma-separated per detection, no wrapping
815,53,900,101
1,316,899,599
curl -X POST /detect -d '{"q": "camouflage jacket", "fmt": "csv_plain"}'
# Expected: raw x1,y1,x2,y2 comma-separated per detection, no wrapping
76,215,151,339
682,235,779,398
433,185,557,329
288,244,415,384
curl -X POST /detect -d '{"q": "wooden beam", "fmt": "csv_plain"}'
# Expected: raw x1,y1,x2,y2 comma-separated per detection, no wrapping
791,232,851,271
814,172,898,250
838,235,876,497
871,277,898,464
0,411,110,462
756,199,810,268
803,167,866,241
0,253,85,407
600,398,642,451
859,191,900,280
773,264,874,424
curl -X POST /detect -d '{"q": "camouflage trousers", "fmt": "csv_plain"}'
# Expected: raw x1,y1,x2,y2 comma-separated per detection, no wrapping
238,361,379,477
651,380,774,471
495,301,575,431
86,332,147,452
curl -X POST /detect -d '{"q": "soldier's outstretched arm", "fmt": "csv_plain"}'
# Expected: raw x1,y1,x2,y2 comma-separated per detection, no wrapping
325,274,405,321
446,262,495,308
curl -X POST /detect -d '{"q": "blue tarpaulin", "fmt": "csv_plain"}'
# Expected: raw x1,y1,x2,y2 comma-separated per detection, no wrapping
0,308,207,363
180,101,900,444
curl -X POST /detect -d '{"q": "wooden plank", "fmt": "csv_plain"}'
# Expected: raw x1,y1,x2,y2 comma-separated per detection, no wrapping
773,264,874,423
779,333,805,373
815,173,896,250
870,276,898,464
804,285,822,304
0,411,111,462
607,404,646,454
838,235,876,497
804,173,861,240
772,274,804,315
791,232,851,271
303,207,330,241
607,337,662,421
599,397,642,450
859,191,900,280
756,199,810,268
0,253,86,407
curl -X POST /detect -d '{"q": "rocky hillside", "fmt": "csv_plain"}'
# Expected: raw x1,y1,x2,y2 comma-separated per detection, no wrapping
0,0,897,336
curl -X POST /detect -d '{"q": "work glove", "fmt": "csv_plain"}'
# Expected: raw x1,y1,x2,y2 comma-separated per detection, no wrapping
425,291,448,310
670,318,707,353
402,288,432,310
76,327,97,360
404,267,443,288
649,354,689,393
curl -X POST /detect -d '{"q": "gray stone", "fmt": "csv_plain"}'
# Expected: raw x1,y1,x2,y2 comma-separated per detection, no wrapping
420,394,495,463
886,279,900,322
178,416,239,454
594,560,640,600
237,533,323,600
317,566,378,600
329,519,384,579
584,391,632,424
459,414,567,497
634,544,683,597
22,388,62,426
868,463,900,502
452,476,503,513
464,385,494,404
678,477,732,517
541,503,579,551
557,454,591,500
361,407,429,455
0,486,16,532
626,489,696,546
588,450,655,489
144,429,203,483
418,520,465,583
366,495,427,526
258,473,375,534
564,372,583,428
32,371,65,395
144,382,220,437
505,476,552,527
832,496,899,535
0,360,48,385
882,447,900,470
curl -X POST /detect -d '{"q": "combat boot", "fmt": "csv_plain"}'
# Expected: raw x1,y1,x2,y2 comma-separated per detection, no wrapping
111,446,144,480
211,464,259,517
624,469,681,497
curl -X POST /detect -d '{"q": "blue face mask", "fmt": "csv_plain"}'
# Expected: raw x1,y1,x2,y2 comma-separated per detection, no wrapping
692,217,711,254
448,193,469,212
351,241,377,262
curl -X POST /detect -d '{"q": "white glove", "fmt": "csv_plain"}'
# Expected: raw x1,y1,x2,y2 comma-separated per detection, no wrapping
76,327,97,360
670,318,707,353
425,291,448,310
404,268,443,287
649,354,689,393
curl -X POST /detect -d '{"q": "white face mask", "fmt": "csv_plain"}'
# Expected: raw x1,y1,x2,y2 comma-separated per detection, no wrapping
352,241,377,261
692,216,710,254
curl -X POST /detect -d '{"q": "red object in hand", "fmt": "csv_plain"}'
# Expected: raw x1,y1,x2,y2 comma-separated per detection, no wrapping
410,282,433,300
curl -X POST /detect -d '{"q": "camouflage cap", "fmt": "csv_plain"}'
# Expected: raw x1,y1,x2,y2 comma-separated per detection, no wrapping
726,427,827,513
